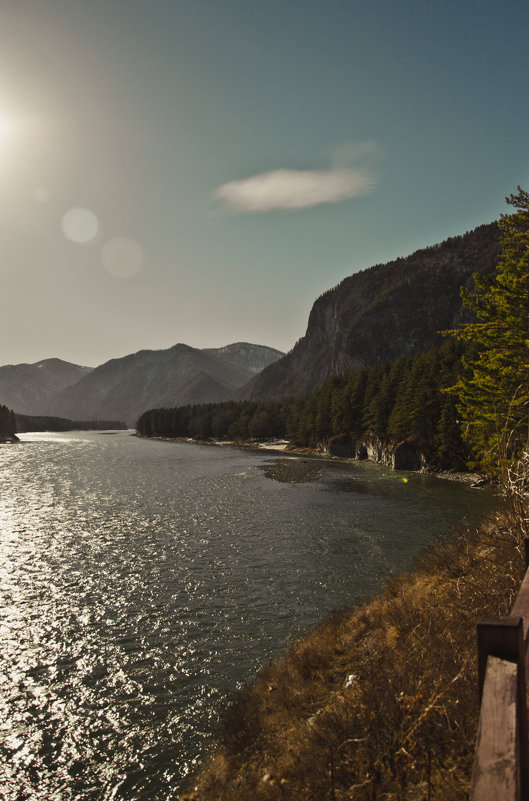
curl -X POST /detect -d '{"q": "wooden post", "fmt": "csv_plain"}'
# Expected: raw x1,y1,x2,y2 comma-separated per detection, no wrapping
477,617,523,700
470,655,519,801
510,568,529,799
476,616,528,799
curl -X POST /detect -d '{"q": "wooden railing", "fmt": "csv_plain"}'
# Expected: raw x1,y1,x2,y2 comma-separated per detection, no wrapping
470,546,529,800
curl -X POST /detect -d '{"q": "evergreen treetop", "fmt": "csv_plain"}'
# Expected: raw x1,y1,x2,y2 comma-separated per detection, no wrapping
446,187,529,473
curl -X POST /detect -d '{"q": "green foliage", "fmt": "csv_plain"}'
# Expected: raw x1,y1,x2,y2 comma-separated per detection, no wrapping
285,339,467,466
136,400,290,442
446,187,529,473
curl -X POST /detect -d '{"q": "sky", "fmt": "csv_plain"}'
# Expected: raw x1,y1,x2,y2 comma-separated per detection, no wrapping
1,0,528,367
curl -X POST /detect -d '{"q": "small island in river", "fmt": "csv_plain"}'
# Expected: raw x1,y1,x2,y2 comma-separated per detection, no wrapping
258,457,322,483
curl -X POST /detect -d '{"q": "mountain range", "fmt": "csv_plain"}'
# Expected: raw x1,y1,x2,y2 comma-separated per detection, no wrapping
1,219,503,427
0,343,284,427
0,358,92,417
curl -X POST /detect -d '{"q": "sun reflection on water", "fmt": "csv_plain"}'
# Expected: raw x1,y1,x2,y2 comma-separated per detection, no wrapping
0,431,495,799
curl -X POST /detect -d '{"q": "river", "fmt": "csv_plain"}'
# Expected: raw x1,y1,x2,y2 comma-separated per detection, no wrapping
0,430,495,799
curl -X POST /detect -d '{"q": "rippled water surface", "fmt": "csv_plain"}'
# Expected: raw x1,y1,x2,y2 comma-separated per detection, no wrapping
0,431,495,799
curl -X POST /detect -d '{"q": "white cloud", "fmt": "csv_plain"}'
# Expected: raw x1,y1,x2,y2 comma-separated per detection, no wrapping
213,167,374,212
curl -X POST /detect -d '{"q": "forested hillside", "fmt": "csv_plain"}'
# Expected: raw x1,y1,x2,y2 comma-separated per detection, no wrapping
286,338,466,465
238,221,499,401
136,220,510,470
136,339,468,468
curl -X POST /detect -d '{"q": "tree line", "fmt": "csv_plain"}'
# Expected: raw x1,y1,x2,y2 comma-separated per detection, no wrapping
15,415,127,432
136,338,469,467
286,338,467,464
0,406,127,435
136,399,291,443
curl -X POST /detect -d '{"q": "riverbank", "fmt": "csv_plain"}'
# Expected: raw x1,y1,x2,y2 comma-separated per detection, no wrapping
183,508,523,801
141,434,484,485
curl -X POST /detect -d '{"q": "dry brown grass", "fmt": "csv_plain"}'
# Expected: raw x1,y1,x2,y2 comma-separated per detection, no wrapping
182,510,526,801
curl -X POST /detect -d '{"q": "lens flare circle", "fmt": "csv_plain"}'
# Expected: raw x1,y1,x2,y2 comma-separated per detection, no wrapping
62,207,99,244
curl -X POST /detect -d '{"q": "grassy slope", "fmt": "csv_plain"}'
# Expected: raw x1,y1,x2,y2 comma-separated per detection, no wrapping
183,510,525,801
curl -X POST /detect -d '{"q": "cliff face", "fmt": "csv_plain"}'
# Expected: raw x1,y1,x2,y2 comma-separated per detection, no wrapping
240,222,500,400
324,432,437,471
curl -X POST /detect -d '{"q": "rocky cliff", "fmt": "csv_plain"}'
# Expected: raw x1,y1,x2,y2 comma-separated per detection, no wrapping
325,432,436,471
239,222,500,400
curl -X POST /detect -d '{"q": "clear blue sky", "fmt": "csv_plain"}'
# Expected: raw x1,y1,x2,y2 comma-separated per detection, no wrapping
1,0,527,366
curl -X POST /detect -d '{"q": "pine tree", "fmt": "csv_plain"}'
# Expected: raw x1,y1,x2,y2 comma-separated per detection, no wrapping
437,395,465,466
387,363,414,439
447,187,529,472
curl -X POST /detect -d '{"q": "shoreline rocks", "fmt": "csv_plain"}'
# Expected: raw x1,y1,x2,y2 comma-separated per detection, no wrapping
325,432,438,471
139,432,482,484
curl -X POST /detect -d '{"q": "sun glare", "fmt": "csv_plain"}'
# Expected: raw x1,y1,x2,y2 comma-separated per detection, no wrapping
0,110,17,148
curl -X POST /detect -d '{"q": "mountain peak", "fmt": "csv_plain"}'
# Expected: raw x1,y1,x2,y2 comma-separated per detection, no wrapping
204,342,285,374
0,359,93,416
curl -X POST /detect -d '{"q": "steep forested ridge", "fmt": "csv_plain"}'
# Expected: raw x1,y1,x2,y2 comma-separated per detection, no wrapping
137,221,503,469
286,339,467,462
136,339,469,468
238,222,499,401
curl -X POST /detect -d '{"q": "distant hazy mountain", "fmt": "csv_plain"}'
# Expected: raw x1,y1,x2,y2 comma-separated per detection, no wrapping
204,342,284,374
43,342,284,426
238,221,500,401
0,358,92,415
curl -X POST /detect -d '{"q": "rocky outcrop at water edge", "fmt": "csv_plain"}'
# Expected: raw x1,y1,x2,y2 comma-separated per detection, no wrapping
324,432,436,470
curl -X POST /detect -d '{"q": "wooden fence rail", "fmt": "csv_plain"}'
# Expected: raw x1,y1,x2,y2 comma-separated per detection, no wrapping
470,550,529,800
